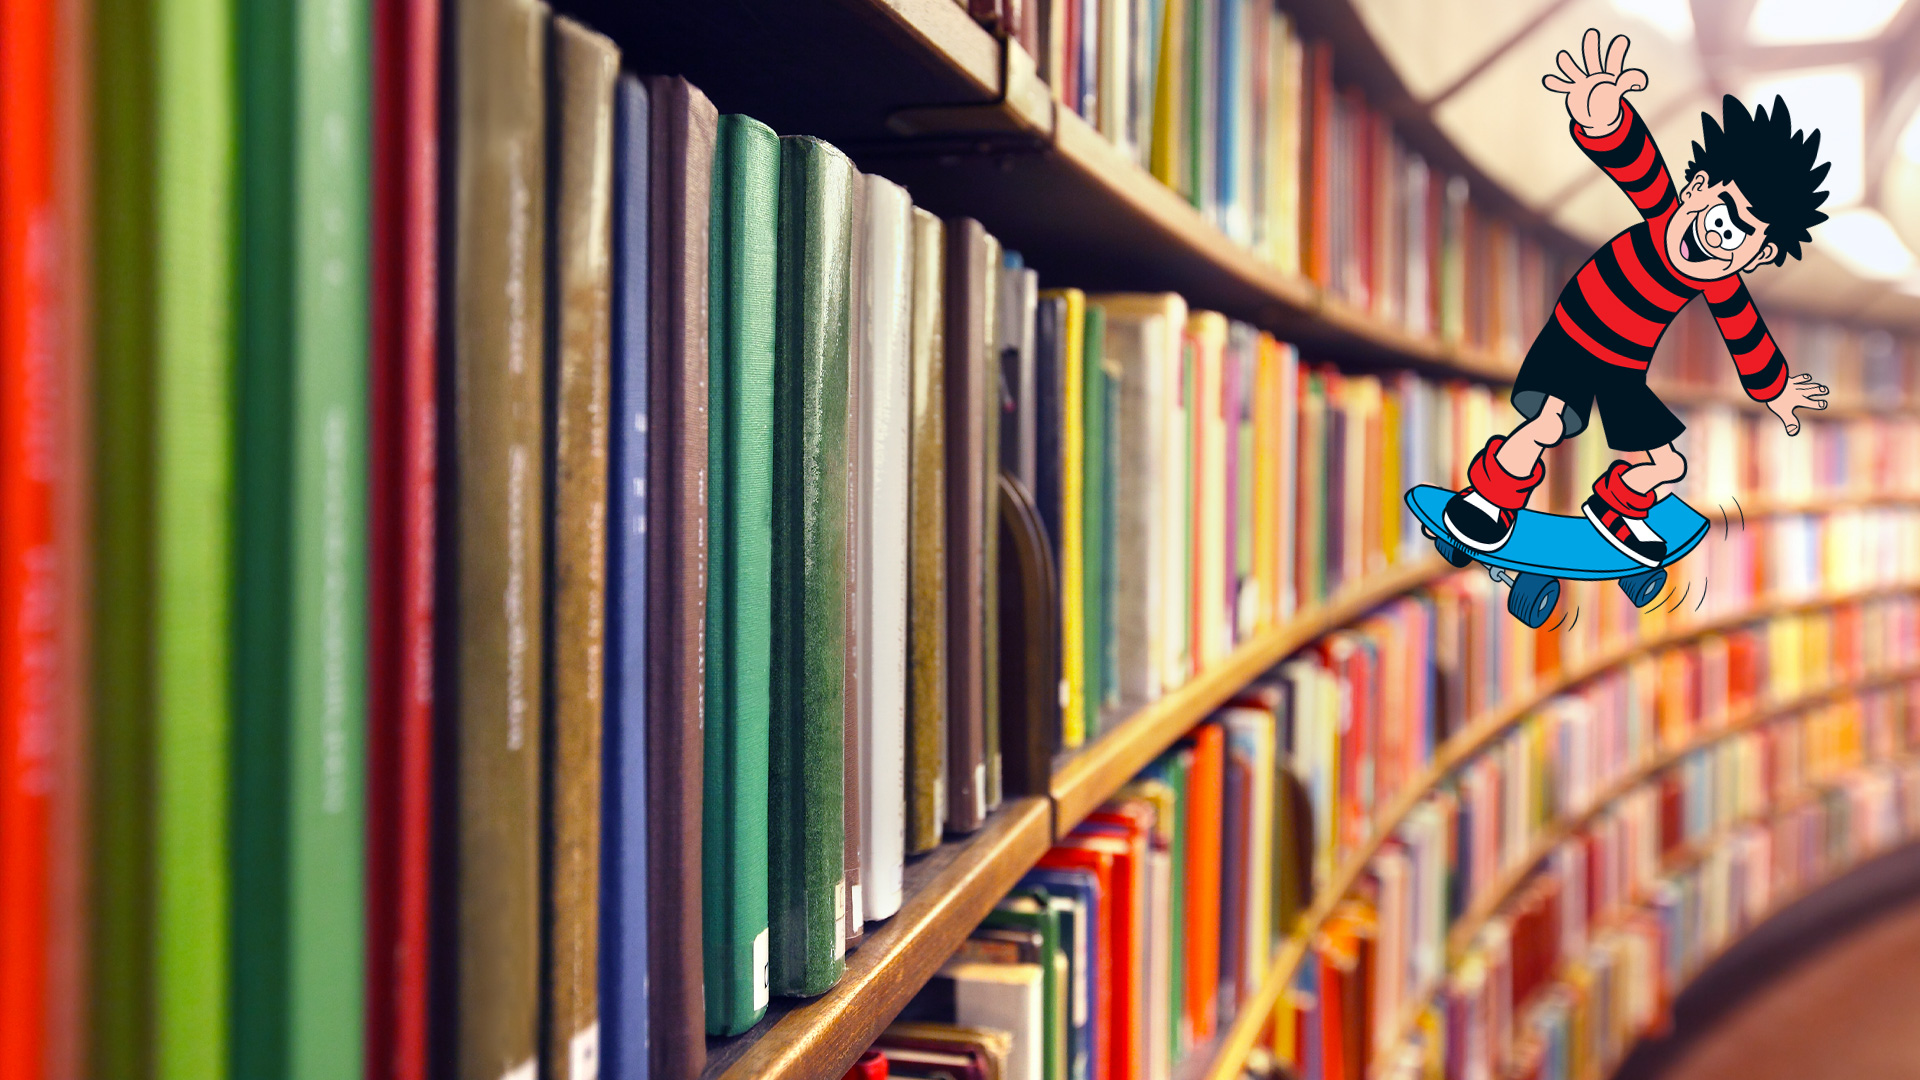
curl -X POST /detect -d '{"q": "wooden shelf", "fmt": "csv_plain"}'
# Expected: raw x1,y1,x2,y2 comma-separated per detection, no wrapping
703,797,1052,1080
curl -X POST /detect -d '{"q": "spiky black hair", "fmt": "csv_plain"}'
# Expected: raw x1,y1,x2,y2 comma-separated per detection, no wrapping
1685,94,1831,266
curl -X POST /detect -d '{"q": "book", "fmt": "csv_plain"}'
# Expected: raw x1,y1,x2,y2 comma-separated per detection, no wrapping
905,206,948,856
0,0,88,1071
643,72,715,1074
232,0,372,1069
365,0,440,1072
843,175,868,953
945,217,1002,834
1183,722,1224,1043
1000,260,1041,492
452,1,548,1076
1042,288,1088,750
601,73,652,1080
769,133,854,997
1081,303,1114,726
703,109,779,1035
860,174,914,921
902,964,1048,1080
542,19,616,1078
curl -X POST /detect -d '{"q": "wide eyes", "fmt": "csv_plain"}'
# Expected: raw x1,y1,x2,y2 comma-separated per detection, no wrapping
1702,205,1750,250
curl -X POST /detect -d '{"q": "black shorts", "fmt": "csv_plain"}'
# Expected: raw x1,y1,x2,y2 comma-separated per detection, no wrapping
1511,316,1685,452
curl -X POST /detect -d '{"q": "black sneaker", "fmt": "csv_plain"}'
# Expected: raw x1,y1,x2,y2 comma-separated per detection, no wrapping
1444,488,1518,552
1583,493,1666,567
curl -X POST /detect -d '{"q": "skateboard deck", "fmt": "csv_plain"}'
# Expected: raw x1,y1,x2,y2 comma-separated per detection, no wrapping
1404,484,1710,579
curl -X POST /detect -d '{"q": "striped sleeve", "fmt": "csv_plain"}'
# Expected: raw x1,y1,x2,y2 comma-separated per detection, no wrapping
1705,275,1787,402
1571,104,1676,221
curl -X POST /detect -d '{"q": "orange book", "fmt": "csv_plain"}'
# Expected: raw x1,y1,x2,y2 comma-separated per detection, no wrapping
1183,722,1225,1042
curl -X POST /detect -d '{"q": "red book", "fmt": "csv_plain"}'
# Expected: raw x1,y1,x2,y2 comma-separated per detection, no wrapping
1,0,80,1072
365,0,440,1076
1081,802,1155,1080
1184,722,1225,1041
843,1049,889,1080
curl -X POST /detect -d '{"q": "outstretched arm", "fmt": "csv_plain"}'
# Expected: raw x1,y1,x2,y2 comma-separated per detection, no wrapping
1702,276,1828,433
1545,30,1673,219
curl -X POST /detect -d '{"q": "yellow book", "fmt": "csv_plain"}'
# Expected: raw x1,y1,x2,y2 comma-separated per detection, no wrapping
1188,312,1230,668
1272,12,1304,274
1150,0,1186,190
1251,335,1279,630
1045,288,1089,748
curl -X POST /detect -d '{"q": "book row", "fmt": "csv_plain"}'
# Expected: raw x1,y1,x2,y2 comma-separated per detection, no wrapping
959,0,1920,391
842,597,1920,1080
1269,681,1920,1080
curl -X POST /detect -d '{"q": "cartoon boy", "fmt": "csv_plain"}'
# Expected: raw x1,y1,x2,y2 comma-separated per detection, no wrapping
1444,30,1832,567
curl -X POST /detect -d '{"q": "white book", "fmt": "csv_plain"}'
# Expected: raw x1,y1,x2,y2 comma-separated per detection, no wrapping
860,174,913,922
943,960,1047,1080
1146,846,1173,1080
1158,297,1191,691
1093,297,1168,708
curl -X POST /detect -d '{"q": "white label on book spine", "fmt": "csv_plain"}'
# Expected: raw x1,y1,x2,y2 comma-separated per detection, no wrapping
933,778,946,831
974,762,987,821
833,878,848,951
500,1059,536,1080
850,882,864,929
569,1021,600,1080
753,927,771,1010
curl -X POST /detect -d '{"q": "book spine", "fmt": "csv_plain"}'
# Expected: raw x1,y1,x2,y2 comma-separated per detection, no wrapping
365,0,438,1072
905,208,948,855
87,0,157,1066
289,0,371,1067
543,19,616,1079
452,1,547,1076
945,218,991,834
600,73,650,1080
769,134,853,996
843,172,868,950
703,110,778,1035
0,0,77,1069
643,74,713,1076
860,176,913,918
153,0,238,1069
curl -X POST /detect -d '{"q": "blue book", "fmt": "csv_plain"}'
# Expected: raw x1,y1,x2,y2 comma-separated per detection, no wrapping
602,74,651,1080
1020,867,1102,1080
1215,0,1238,229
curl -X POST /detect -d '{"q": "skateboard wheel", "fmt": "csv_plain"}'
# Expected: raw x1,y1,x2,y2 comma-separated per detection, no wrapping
1620,568,1667,609
1507,572,1559,629
1432,535,1472,568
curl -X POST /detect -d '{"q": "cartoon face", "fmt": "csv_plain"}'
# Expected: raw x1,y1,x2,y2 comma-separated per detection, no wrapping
1665,173,1778,280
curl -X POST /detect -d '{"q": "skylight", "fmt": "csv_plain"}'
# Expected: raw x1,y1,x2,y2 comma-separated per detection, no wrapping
1742,67,1865,207
1748,0,1908,44
1820,207,1917,279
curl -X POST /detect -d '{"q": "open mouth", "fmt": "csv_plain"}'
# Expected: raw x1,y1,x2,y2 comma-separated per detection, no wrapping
1679,223,1701,262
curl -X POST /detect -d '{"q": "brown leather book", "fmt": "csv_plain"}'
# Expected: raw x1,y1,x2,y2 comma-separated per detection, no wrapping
542,18,615,1080
942,217,1000,834
451,1,548,1076
842,174,868,951
996,473,1059,799
905,207,947,854
645,73,715,1077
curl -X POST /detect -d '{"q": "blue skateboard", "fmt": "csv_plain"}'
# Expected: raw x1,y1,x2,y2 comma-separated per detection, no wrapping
1404,484,1711,629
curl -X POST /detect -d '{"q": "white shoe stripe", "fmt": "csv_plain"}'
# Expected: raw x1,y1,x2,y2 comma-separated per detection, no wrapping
1583,503,1661,567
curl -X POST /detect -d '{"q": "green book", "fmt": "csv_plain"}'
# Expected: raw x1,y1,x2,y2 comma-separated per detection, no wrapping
768,134,854,997
1080,306,1106,734
90,0,158,1071
232,0,370,1074
1166,749,1190,1057
153,0,239,1075
704,111,780,1033
984,896,1064,1080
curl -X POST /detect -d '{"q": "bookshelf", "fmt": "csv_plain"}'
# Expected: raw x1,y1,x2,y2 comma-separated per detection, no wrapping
574,1,1920,1077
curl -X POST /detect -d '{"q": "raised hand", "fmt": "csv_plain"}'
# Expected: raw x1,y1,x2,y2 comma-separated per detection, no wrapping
1767,372,1829,436
1542,28,1649,137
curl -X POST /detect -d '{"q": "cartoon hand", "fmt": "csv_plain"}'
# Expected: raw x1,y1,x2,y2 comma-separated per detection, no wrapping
1767,372,1829,436
1542,29,1649,137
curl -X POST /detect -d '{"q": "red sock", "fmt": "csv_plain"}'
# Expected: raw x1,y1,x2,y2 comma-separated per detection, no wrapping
1592,460,1657,518
1467,436,1546,511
